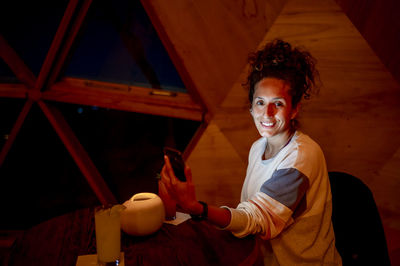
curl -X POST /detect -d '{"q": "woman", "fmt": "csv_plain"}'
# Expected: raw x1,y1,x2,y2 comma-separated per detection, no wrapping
160,39,342,265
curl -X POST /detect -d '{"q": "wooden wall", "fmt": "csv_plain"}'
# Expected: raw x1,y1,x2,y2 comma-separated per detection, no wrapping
141,0,287,114
143,0,400,263
335,0,400,84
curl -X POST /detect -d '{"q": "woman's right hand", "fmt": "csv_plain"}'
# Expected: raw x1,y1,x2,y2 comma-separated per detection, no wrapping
161,156,232,227
160,155,201,214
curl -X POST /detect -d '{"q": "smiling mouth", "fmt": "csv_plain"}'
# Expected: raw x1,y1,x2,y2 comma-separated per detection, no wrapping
261,121,275,127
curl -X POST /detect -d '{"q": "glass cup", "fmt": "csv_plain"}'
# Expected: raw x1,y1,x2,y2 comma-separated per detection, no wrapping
94,204,125,265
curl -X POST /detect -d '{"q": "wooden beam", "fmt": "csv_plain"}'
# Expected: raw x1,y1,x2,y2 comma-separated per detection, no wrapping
44,78,204,121
37,100,117,205
0,99,34,167
46,0,93,88
0,35,36,88
0,84,28,98
34,0,80,91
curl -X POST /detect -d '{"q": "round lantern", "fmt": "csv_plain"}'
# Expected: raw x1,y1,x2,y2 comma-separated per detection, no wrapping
120,192,165,236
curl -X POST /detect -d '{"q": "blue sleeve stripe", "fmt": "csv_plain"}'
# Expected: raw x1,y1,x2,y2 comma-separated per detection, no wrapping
260,168,309,211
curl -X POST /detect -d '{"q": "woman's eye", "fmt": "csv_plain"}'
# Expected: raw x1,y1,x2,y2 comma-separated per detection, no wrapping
256,100,264,106
275,102,283,107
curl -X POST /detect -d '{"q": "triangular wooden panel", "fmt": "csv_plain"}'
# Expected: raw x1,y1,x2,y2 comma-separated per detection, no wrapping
334,0,400,85
214,69,259,162
141,0,288,114
187,121,247,207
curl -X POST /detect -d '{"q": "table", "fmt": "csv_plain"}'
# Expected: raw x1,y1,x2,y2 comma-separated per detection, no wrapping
8,208,262,265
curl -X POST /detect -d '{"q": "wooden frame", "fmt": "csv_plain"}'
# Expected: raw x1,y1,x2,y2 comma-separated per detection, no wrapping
0,0,208,205
0,35,36,88
45,78,204,121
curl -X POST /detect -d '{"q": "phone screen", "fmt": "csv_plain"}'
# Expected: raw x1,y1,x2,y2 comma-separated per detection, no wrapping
163,147,186,182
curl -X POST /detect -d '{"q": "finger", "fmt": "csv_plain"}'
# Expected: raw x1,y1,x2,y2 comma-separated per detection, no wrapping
184,165,193,183
158,180,170,196
161,165,172,189
161,165,168,181
164,155,171,168
170,170,178,186
165,155,182,186
161,158,180,197
160,170,177,198
164,155,176,179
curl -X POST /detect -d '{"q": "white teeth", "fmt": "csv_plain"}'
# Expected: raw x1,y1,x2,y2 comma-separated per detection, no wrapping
261,122,274,127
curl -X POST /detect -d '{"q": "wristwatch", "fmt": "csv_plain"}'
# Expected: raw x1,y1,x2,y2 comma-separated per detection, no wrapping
190,201,208,221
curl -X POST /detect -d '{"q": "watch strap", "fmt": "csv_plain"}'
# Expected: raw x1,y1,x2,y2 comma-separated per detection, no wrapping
190,201,208,221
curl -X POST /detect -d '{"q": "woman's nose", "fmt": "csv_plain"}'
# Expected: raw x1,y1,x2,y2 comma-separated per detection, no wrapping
265,104,276,117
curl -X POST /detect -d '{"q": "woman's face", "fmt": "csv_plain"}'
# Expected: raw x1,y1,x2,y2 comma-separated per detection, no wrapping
250,77,299,139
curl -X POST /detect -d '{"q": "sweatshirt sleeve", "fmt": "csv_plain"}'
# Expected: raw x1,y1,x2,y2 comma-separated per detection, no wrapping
223,168,309,239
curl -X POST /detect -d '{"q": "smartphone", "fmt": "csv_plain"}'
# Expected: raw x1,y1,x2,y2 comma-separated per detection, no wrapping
163,147,186,182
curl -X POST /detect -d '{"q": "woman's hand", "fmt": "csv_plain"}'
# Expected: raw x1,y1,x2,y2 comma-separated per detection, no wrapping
161,155,232,227
161,155,200,214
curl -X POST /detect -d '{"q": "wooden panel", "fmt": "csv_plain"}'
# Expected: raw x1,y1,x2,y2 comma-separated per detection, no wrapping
187,122,246,207
0,84,28,98
215,69,259,161
141,0,287,114
334,0,400,84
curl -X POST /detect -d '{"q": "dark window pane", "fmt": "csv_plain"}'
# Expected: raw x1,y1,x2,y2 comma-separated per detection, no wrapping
65,0,186,92
0,0,69,76
0,60,20,83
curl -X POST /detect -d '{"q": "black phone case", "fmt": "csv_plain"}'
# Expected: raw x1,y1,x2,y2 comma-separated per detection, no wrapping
164,147,186,181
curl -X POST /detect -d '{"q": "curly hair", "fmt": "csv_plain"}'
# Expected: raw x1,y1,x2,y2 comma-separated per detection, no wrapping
245,39,319,108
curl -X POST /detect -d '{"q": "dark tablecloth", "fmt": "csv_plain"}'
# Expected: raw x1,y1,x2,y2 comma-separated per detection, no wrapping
9,208,261,265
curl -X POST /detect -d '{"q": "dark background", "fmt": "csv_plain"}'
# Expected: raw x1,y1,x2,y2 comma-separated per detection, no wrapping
0,0,200,229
